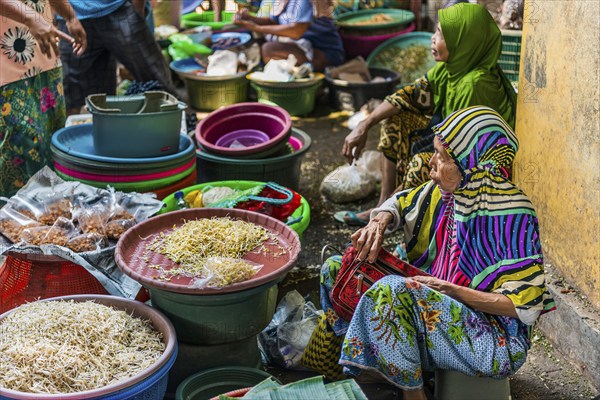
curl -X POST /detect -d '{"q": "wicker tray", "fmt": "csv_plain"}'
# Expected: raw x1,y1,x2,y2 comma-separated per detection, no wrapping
114,208,301,295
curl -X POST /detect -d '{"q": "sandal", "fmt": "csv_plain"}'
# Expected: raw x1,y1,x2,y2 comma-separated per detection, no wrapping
333,211,369,227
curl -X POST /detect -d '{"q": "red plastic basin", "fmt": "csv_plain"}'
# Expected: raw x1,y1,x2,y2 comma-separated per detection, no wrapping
196,103,292,158
341,22,416,59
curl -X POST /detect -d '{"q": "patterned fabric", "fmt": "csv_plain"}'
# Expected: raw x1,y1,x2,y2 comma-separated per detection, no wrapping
57,2,175,110
339,275,529,390
0,0,60,86
0,67,66,196
398,106,555,320
300,313,346,380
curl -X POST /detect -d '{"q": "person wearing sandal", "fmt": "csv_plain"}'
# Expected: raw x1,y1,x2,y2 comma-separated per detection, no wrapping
319,107,554,399
335,3,517,227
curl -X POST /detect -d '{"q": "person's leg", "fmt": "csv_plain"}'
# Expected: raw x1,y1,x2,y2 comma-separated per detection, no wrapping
57,19,117,114
261,42,309,65
101,2,177,96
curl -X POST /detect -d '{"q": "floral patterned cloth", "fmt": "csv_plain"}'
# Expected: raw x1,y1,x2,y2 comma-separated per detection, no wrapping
320,258,530,390
0,0,60,87
0,67,66,196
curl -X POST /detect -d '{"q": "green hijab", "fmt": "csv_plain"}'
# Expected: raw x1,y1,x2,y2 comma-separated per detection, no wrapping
427,3,517,128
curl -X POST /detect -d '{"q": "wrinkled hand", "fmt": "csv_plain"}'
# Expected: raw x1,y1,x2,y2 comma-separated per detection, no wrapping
65,18,87,56
28,18,74,59
342,121,369,164
411,275,457,296
351,212,392,262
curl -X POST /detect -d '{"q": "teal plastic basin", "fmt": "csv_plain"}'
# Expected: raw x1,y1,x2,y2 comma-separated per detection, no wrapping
149,282,279,345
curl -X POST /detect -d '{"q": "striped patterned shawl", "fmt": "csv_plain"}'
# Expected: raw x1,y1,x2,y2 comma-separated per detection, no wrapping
398,106,555,318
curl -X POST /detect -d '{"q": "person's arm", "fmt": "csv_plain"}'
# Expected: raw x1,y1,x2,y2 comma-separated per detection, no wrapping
351,211,394,263
411,275,519,318
0,0,76,58
342,101,398,164
212,0,223,21
48,0,86,55
242,21,309,39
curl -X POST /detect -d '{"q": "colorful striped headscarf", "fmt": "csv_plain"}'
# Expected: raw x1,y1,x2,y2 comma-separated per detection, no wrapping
397,106,554,323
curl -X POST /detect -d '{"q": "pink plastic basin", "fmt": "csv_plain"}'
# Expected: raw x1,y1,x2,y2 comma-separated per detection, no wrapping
341,22,416,59
214,129,270,148
196,103,292,158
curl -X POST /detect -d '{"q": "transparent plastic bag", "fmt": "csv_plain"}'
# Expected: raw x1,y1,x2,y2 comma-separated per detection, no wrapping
66,233,107,253
38,198,73,226
190,256,263,289
0,208,42,243
354,150,382,183
258,290,322,370
21,217,77,247
75,205,109,236
320,164,376,203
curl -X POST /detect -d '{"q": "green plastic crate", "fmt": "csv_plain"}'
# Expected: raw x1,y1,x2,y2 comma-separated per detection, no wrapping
498,29,522,84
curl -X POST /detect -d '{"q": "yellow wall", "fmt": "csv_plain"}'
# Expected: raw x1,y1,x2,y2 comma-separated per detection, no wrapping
515,1,600,309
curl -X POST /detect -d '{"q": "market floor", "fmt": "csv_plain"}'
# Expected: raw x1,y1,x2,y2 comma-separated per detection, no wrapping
258,96,598,399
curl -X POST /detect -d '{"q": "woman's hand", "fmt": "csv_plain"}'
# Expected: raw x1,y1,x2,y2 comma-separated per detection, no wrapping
65,17,87,56
235,8,251,22
351,211,392,262
342,120,369,164
28,18,74,59
411,275,457,296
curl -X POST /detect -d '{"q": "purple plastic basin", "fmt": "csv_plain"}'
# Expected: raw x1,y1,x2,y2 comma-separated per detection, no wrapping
214,129,270,148
196,103,292,157
341,22,416,59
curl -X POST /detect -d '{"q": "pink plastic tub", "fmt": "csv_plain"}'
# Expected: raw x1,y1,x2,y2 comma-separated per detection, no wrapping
196,103,292,158
341,22,416,59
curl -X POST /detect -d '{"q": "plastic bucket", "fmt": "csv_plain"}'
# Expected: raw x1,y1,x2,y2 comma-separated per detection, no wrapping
149,282,279,345
195,128,312,191
175,367,276,400
85,92,186,158
326,67,401,111
247,73,324,116
181,72,249,111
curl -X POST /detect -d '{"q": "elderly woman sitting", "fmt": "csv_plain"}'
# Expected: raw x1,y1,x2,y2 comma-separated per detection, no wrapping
234,0,344,71
320,106,555,400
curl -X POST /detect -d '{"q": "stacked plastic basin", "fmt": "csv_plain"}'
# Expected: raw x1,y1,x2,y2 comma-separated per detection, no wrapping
194,103,312,191
51,93,196,200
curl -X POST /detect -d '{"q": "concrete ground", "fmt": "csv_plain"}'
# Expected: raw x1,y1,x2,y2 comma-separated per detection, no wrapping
260,94,600,399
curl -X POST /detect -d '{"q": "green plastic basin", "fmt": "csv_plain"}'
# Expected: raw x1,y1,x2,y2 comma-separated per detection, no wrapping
176,367,276,400
181,11,238,30
248,73,324,116
149,282,279,345
159,180,310,239
182,72,249,111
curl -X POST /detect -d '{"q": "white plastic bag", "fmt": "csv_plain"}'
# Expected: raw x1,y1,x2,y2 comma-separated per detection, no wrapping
206,50,239,76
258,290,322,370
354,150,382,183
251,54,297,82
320,163,376,203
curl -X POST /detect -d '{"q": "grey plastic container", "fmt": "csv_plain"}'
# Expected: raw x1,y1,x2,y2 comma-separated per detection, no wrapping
86,91,187,158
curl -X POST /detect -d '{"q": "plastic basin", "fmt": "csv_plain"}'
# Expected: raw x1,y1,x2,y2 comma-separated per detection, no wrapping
181,11,239,31
159,180,311,239
214,129,270,148
340,22,415,59
175,367,276,400
196,103,292,158
336,8,414,36
0,295,177,400
149,282,279,345
326,67,401,111
195,128,312,191
247,73,325,116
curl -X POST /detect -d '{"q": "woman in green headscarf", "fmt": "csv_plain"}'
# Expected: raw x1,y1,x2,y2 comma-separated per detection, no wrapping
334,3,517,227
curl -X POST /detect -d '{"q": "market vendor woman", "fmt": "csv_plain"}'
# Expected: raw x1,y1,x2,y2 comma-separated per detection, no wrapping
320,107,555,399
234,0,344,72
